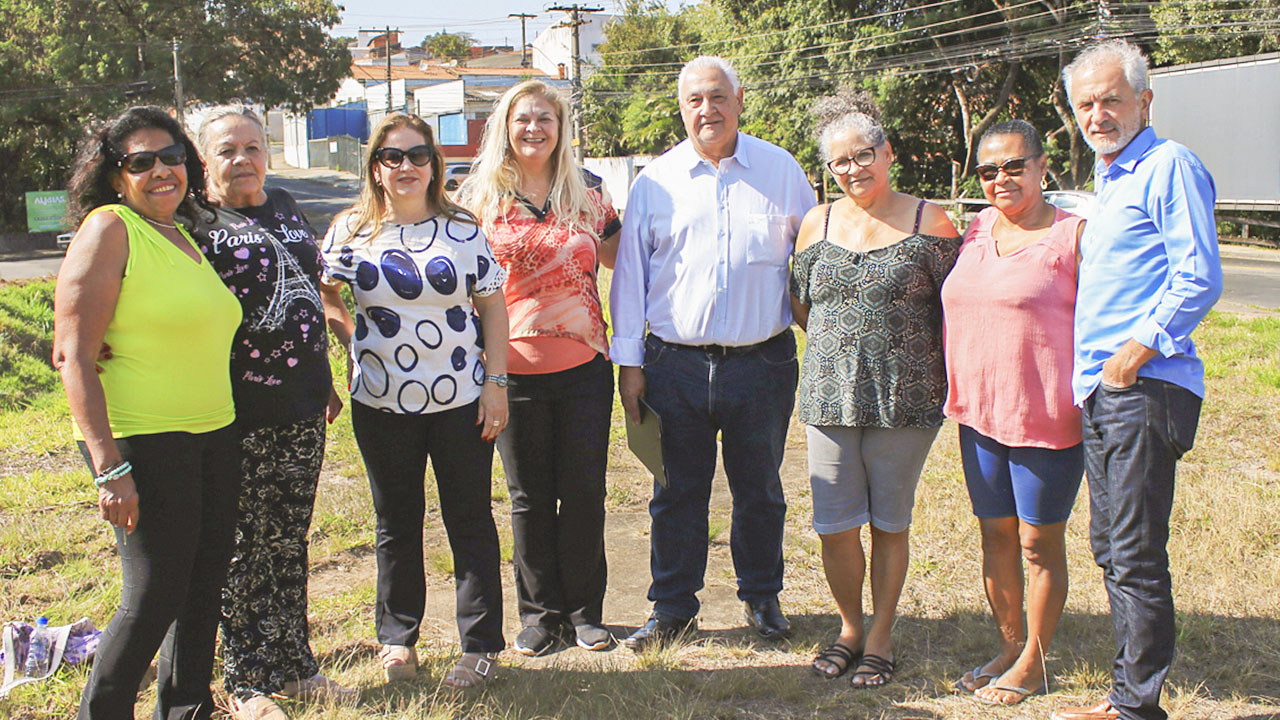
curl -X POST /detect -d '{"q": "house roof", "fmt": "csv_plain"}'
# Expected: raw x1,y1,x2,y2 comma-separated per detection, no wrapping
349,60,551,83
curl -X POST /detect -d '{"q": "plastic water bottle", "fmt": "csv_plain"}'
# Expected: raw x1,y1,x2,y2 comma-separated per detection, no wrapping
24,617,51,678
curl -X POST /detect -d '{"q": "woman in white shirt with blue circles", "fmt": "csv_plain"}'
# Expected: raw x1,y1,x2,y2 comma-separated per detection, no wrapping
319,113,509,690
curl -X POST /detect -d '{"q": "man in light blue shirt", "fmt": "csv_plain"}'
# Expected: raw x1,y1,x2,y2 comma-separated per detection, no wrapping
609,55,815,651
1052,40,1222,720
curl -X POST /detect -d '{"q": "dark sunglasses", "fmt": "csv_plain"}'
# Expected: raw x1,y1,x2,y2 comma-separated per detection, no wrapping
375,144,433,168
826,146,878,175
117,144,187,174
975,154,1041,182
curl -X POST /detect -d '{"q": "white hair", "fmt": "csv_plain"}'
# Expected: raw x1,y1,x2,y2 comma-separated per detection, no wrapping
678,55,741,95
196,105,268,156
1063,39,1150,101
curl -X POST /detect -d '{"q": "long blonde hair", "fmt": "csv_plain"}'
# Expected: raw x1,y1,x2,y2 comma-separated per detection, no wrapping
341,113,474,240
458,80,602,235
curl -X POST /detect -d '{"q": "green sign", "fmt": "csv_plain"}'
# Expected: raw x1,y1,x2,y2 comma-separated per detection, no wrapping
26,191,68,232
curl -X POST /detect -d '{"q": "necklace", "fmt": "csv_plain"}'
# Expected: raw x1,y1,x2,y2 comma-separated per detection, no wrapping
143,215,178,230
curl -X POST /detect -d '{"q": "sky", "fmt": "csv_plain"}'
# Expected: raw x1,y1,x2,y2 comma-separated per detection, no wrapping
329,1,691,48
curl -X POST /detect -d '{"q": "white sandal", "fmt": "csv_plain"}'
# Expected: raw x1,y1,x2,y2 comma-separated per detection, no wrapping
379,644,418,682
228,694,289,720
274,672,358,703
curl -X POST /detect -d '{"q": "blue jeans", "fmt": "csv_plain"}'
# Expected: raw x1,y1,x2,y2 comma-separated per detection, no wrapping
1082,378,1201,720
642,331,798,620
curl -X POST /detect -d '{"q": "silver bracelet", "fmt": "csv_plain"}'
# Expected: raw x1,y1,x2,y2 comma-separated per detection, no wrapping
93,460,132,488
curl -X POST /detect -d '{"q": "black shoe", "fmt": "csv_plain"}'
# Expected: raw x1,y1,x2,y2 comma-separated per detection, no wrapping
513,625,562,656
623,612,697,652
744,597,791,640
574,623,614,651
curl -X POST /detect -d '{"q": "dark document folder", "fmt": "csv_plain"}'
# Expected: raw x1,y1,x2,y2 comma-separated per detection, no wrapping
625,397,668,488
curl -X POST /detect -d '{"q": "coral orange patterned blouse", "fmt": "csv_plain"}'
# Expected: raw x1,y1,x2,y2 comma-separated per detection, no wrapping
487,170,621,374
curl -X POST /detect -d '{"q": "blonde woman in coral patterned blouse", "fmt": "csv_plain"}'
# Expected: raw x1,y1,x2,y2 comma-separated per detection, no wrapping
457,80,621,656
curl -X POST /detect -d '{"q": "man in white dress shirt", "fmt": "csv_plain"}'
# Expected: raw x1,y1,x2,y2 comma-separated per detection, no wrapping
609,55,816,651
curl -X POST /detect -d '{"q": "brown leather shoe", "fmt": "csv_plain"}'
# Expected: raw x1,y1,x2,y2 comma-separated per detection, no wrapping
1050,699,1120,720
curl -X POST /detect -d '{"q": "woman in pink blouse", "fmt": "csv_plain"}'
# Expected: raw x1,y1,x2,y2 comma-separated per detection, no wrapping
457,80,621,656
941,120,1085,706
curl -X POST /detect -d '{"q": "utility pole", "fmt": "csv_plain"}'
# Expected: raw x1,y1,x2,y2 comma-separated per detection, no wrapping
546,5,603,160
171,38,185,125
385,26,394,114
509,13,536,68
361,26,402,116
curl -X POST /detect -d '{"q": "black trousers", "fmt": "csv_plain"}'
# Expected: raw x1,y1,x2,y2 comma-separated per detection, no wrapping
1083,378,1201,720
496,354,613,629
77,425,241,720
351,399,504,653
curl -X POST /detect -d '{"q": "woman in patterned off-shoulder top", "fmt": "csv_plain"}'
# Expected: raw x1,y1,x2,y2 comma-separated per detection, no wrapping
790,90,959,689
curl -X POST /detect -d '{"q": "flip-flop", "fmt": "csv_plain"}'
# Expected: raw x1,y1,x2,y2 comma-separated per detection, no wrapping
955,663,1000,694
975,682,1047,705
849,653,895,688
811,642,860,679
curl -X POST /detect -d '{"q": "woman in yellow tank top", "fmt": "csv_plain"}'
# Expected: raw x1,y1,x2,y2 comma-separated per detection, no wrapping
54,106,242,720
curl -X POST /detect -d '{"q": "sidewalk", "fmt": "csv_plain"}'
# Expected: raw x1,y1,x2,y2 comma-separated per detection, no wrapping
267,159,360,192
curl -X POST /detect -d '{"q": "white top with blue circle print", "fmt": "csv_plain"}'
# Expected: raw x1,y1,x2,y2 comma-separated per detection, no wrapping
321,213,506,414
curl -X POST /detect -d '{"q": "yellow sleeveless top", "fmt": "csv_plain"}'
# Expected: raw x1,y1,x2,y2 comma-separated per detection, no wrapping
80,205,241,438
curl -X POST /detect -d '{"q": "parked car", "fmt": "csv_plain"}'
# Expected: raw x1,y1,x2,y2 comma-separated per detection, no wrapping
1043,190,1097,220
57,233,74,251
444,163,471,192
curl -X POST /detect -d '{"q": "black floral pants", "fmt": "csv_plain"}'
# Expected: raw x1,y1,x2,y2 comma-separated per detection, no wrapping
220,415,325,698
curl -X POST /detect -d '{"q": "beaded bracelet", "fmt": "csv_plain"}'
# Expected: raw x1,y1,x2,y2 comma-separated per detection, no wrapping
93,460,133,488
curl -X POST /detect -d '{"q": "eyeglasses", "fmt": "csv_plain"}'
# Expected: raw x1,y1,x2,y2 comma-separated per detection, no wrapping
826,146,878,175
117,144,186,174
375,145,433,168
975,154,1041,182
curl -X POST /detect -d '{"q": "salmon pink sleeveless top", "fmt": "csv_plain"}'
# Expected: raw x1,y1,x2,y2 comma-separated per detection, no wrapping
941,207,1083,449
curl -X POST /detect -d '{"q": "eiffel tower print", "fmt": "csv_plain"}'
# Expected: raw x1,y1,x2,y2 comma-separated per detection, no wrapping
253,234,322,333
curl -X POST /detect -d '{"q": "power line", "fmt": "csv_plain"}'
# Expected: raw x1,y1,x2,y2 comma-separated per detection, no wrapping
588,1,1081,81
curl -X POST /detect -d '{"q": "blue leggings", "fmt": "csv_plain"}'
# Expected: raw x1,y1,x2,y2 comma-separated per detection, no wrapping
958,425,1083,525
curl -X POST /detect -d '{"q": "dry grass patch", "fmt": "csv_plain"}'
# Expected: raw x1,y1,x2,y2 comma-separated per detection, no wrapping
1,271,1278,720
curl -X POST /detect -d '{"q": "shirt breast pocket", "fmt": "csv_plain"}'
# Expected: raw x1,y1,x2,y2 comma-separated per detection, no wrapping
744,213,792,266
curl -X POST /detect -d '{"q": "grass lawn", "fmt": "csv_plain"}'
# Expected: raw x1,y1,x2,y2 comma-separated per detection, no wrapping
1,277,1277,719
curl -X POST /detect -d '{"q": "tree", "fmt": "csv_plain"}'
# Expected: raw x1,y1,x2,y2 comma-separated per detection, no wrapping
422,32,474,62
582,0,707,156
1150,0,1280,65
0,0,351,232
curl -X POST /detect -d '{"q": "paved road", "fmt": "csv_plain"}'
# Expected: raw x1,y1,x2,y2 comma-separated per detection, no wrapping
0,169,359,282
4,183,1280,315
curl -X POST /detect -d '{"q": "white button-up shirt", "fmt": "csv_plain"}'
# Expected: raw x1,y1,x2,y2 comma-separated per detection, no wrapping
608,133,815,366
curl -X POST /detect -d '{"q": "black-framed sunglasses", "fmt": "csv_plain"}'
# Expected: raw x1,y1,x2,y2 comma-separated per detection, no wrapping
117,144,187,174
375,144,433,169
975,154,1041,182
826,146,878,175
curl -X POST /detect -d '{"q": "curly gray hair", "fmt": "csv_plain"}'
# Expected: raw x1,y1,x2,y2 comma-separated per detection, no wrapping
810,88,886,160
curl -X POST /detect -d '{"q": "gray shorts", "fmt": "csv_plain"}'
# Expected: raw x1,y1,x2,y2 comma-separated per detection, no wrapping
806,425,941,534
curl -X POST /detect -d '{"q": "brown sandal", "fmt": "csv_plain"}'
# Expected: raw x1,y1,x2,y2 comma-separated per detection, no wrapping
443,652,498,689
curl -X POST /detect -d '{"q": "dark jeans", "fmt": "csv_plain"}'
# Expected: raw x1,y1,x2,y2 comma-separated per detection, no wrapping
77,425,241,720
1082,378,1201,720
496,353,613,630
351,399,504,653
641,330,798,619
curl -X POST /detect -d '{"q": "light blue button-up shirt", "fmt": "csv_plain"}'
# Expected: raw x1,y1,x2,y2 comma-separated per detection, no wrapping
608,133,815,367
1073,126,1223,403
